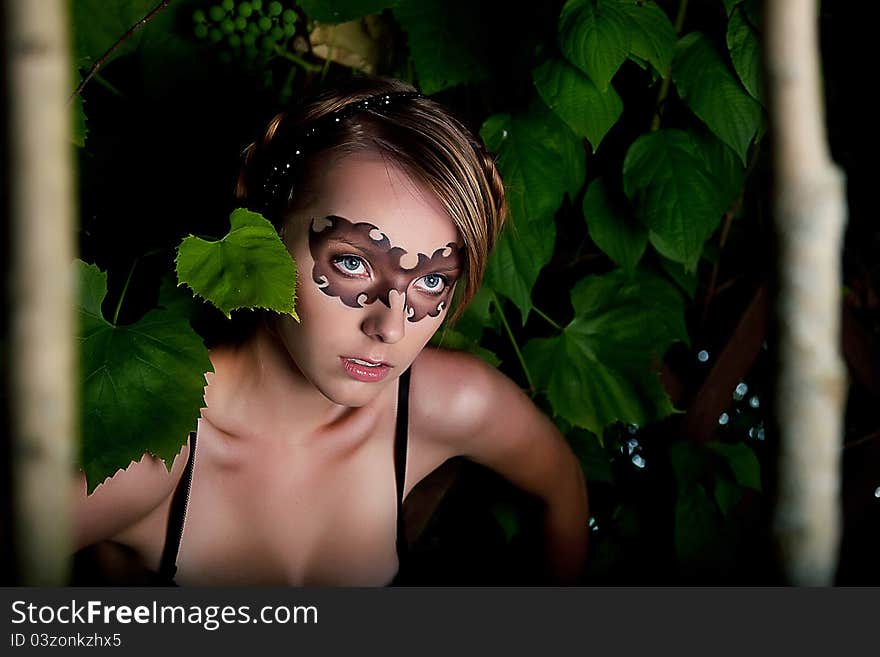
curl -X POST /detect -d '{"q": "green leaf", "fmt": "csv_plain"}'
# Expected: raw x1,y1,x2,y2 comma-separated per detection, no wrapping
135,1,204,93
612,502,641,538
727,5,765,105
570,269,688,348
532,57,623,152
77,260,212,493
480,104,585,324
689,128,746,211
484,234,550,327
583,177,647,272
706,441,762,491
452,285,499,340
672,32,764,164
523,270,686,433
626,52,661,84
392,0,489,94
622,129,727,270
620,0,676,77
567,429,614,483
659,257,697,300
430,327,501,368
714,476,744,517
669,442,706,486
490,500,522,544
299,0,399,23
72,0,156,70
70,64,87,147
158,271,198,321
674,482,720,565
72,0,202,97
175,208,298,320
559,0,631,91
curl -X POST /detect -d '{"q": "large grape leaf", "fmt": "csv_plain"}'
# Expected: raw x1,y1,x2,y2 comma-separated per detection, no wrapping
620,0,676,77
392,0,489,94
714,476,744,517
689,128,746,212
567,429,614,483
451,285,498,342
175,208,298,320
559,0,631,91
669,442,722,566
672,32,763,164
158,270,199,321
72,0,155,70
77,260,212,493
659,257,697,300
706,441,762,491
430,327,500,368
72,0,202,97
622,129,727,270
727,4,765,105
674,482,722,566
532,57,623,152
582,177,647,272
299,0,400,23
523,270,687,434
480,103,585,324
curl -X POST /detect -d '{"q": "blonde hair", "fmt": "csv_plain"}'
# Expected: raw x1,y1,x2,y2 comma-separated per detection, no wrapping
235,76,506,320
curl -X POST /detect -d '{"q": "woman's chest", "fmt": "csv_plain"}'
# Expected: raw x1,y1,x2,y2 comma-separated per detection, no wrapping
173,414,403,586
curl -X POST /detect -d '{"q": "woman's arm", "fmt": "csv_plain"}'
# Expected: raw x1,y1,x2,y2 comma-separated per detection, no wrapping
72,445,189,551
412,349,589,583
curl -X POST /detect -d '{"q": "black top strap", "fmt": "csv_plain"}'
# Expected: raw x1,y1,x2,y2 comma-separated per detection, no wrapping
157,369,411,585
156,431,197,585
394,368,411,566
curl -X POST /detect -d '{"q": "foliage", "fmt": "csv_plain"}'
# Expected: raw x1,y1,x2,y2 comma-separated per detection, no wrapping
77,261,212,493
480,102,585,323
523,269,686,434
71,0,773,581
176,208,298,319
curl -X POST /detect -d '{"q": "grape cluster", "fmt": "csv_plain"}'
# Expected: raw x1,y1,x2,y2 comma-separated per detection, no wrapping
192,1,298,62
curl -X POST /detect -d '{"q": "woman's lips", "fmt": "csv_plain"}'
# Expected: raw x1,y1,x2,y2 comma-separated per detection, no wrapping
340,357,392,382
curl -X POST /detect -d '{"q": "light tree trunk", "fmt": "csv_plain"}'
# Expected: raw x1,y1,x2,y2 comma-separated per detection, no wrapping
7,0,76,585
766,0,848,585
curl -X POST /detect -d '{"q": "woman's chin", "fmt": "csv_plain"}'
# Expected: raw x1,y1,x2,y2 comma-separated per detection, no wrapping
314,376,392,408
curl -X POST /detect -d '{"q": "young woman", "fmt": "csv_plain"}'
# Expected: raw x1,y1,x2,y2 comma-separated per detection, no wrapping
73,76,588,586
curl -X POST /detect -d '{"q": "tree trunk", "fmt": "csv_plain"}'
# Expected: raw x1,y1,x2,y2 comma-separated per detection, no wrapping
766,0,848,585
6,0,76,585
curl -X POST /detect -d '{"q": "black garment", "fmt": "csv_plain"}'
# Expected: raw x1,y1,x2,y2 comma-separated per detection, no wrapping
155,367,412,586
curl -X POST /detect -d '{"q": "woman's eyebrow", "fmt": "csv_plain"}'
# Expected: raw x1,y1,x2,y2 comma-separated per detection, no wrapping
429,263,463,274
325,236,373,250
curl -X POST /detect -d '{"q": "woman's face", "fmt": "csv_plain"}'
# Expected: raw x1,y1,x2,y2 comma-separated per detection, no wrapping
277,153,462,407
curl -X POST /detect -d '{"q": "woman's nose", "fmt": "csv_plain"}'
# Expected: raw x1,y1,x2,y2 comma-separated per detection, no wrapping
360,290,406,343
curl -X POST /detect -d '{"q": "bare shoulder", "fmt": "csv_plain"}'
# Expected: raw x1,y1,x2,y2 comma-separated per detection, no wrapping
409,347,530,454
73,440,191,551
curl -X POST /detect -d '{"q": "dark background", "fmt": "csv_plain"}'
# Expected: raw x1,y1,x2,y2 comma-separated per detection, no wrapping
1,0,876,586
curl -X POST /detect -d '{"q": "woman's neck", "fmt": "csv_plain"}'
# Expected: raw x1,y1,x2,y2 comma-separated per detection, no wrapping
204,321,367,440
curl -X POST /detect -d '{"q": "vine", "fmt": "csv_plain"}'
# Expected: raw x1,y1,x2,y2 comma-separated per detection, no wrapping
72,0,780,581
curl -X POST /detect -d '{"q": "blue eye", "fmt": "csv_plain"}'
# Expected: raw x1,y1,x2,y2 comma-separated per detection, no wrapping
332,255,369,277
414,273,447,295
342,256,361,271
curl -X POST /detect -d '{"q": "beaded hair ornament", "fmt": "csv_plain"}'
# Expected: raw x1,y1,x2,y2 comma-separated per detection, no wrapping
259,90,425,214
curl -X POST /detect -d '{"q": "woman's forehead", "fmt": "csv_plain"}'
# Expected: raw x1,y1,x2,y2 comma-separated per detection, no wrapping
310,215,460,266
300,154,460,253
